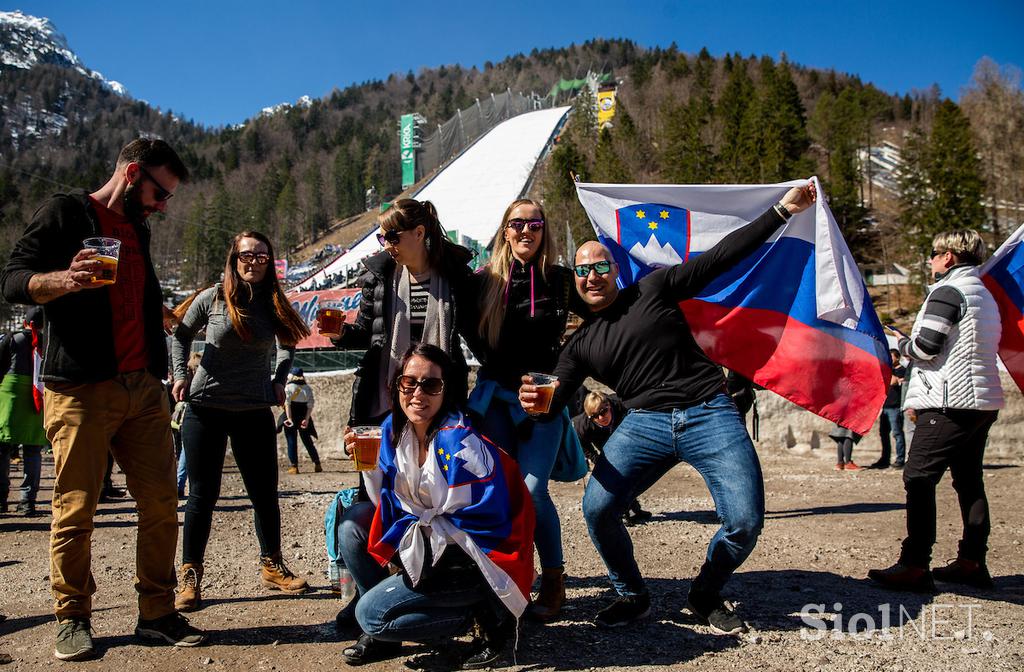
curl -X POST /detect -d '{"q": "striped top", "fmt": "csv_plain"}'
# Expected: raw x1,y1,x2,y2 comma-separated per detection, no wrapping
899,284,965,361
409,274,430,342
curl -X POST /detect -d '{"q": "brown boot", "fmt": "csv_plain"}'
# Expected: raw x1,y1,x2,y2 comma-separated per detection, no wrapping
260,554,309,594
175,563,203,612
526,566,565,622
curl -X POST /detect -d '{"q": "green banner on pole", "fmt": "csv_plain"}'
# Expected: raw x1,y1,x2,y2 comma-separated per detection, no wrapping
400,114,416,189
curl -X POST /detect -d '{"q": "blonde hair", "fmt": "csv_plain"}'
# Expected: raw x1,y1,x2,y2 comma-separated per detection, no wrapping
478,199,555,349
187,351,202,375
932,230,986,265
583,391,609,417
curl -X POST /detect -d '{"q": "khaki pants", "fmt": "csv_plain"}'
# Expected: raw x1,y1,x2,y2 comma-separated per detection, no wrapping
44,371,178,621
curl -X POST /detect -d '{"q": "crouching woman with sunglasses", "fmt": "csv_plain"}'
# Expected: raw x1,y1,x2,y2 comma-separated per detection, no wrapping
458,199,586,622
338,343,535,669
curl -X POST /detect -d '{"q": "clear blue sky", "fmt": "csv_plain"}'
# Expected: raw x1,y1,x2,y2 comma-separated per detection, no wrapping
11,0,1024,128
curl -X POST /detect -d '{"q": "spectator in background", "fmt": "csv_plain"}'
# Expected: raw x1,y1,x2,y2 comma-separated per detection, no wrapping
869,349,907,469
870,230,1004,593
0,138,205,660
572,390,652,526
830,424,863,471
0,307,47,517
283,367,321,474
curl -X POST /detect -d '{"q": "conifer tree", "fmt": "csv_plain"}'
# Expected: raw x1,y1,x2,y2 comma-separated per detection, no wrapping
928,100,986,231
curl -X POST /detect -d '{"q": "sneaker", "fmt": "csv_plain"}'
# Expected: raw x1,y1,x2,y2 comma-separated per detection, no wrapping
867,562,936,593
834,463,845,471
313,462,323,473
892,460,906,468
844,462,863,471
594,593,651,628
932,558,994,589
15,501,38,517
54,617,95,661
341,633,401,665
259,555,309,593
286,465,299,475
867,460,890,469
135,612,207,647
686,592,748,635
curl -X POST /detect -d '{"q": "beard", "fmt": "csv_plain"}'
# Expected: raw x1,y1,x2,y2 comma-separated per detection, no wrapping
122,183,151,225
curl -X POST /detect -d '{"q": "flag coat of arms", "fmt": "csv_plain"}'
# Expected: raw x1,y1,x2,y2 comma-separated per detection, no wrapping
575,177,890,434
982,222,1024,393
364,411,535,617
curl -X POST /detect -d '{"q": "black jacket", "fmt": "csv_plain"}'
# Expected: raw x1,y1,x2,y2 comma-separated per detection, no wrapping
336,242,472,425
0,191,168,383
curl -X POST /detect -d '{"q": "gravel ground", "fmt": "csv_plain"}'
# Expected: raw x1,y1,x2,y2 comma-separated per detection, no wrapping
0,441,1021,671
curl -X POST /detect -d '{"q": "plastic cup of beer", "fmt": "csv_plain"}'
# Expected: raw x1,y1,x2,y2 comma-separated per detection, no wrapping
317,301,345,339
351,426,382,471
528,372,558,415
83,237,121,285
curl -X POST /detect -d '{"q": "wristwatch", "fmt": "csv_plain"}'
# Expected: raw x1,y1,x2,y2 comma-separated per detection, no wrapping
773,202,793,221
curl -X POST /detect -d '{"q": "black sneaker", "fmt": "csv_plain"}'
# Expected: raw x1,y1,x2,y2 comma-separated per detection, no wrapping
135,612,207,647
687,592,748,635
341,633,401,665
594,593,651,628
54,617,95,661
892,460,905,469
16,501,38,517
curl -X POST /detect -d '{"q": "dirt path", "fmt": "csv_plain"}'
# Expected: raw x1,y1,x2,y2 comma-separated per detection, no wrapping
1,442,1022,671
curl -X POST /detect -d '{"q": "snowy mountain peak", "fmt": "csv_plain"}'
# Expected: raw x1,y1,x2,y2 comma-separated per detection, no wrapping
628,234,683,268
0,10,129,96
259,95,314,118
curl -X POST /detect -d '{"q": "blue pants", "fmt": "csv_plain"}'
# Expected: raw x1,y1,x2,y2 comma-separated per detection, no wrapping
879,407,906,464
338,502,493,643
0,442,42,504
583,394,764,597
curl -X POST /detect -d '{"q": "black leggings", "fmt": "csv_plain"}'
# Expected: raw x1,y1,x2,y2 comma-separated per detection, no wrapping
181,404,281,564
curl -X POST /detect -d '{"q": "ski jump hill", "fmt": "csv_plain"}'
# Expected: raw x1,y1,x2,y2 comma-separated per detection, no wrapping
296,105,571,290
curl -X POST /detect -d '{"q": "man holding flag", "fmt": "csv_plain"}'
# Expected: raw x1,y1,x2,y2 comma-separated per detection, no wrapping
520,181,817,634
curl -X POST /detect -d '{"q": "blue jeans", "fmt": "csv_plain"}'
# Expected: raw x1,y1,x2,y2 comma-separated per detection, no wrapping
173,429,187,492
879,407,906,464
0,443,42,504
339,502,492,643
475,396,564,569
582,394,765,597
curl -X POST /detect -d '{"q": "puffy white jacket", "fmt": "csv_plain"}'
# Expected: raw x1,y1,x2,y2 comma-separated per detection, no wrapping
903,266,1004,412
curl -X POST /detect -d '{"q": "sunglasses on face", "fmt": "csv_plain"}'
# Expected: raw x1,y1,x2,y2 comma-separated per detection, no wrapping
507,218,545,233
376,229,405,246
930,249,945,259
237,251,270,265
589,405,611,421
573,261,614,278
139,166,174,202
396,375,445,396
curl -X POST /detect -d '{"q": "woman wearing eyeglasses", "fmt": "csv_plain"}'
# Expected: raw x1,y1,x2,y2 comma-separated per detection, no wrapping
170,231,312,612
337,343,534,669
459,199,586,622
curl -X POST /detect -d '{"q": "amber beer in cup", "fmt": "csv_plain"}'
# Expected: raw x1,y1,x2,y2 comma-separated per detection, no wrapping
351,426,382,471
317,301,345,339
528,372,558,415
83,237,121,285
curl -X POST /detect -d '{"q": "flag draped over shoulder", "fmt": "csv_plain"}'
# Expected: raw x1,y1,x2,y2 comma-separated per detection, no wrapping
575,177,890,434
364,412,535,617
981,222,1024,393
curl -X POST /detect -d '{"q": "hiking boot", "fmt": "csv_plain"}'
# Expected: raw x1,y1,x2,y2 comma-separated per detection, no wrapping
867,562,936,593
867,460,890,469
932,558,994,589
286,465,299,475
313,462,323,473
686,591,748,635
54,617,95,661
341,633,401,665
135,612,207,647
594,593,651,628
526,566,565,622
259,554,309,593
175,563,203,612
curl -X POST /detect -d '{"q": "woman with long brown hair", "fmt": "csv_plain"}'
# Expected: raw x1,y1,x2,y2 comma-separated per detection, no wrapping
461,198,586,622
170,231,311,612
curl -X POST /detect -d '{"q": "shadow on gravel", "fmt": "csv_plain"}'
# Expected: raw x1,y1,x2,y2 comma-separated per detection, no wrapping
0,612,53,636
200,591,341,609
765,502,904,519
201,621,337,646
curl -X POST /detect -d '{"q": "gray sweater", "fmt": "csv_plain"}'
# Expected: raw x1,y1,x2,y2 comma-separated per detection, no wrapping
172,285,293,410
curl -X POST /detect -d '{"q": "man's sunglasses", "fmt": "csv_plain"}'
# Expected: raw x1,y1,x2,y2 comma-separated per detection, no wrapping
573,261,614,277
507,218,545,233
376,229,405,246
139,166,174,202
237,251,270,265
589,405,611,420
396,375,445,396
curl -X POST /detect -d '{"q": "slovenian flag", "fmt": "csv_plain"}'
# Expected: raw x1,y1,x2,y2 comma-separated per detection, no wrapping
981,222,1024,393
575,177,891,434
364,412,535,617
